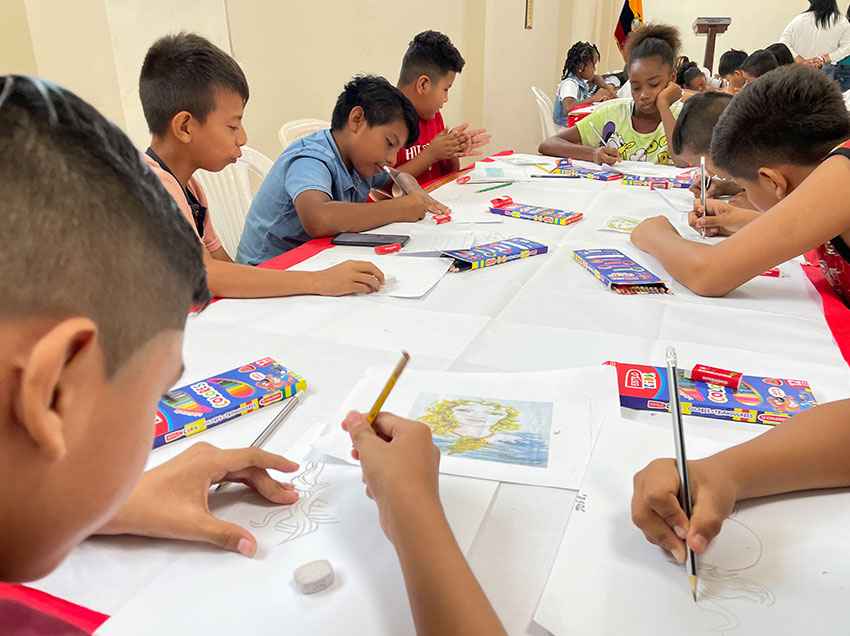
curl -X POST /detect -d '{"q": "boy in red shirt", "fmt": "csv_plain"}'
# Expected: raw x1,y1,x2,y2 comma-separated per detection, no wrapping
395,31,490,185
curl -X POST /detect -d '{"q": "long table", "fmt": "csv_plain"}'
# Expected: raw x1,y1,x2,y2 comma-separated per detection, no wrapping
23,165,850,635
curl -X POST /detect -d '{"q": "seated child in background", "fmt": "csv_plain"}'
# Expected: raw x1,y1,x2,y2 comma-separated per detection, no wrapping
539,24,685,166
395,30,490,186
717,48,748,92
140,33,384,298
632,397,850,565
630,65,850,301
670,91,761,235
675,56,708,92
0,75,506,636
237,75,449,265
739,49,780,84
552,41,615,127
766,42,795,66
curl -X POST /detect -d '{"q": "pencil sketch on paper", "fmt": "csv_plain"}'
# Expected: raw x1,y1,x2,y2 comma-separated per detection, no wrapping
695,514,776,634
410,394,553,467
250,461,338,544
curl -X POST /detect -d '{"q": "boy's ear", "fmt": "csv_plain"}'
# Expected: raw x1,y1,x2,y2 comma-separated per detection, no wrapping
13,318,103,462
415,74,432,95
169,111,194,144
757,167,790,200
348,105,366,133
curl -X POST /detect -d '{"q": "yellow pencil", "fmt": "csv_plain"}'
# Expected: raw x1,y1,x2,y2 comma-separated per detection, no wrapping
367,351,411,424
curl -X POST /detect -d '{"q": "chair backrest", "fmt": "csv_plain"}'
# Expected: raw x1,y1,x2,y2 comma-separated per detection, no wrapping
530,86,559,141
278,118,330,148
194,145,273,257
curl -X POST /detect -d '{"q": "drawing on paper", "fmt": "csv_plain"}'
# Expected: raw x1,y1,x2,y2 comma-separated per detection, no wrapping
410,394,553,467
601,215,642,234
694,514,775,634
250,461,338,544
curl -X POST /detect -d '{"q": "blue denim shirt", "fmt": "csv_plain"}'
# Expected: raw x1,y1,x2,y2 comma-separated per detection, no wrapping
237,129,388,264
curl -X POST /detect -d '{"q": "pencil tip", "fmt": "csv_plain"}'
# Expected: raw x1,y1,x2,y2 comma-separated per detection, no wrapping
689,575,698,602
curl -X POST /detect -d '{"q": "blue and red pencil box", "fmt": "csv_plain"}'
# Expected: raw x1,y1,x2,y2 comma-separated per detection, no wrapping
443,237,548,271
607,361,817,425
488,196,584,226
153,357,307,448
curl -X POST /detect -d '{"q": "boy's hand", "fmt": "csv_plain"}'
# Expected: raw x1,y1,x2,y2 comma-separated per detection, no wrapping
631,457,738,562
427,131,466,162
98,443,300,557
593,145,620,165
400,190,451,221
657,81,683,109
690,176,742,200
454,125,491,158
631,215,678,250
315,260,385,296
689,200,754,237
342,411,442,545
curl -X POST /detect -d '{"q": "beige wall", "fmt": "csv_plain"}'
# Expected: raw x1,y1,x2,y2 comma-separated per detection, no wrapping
226,0,469,159
645,0,805,69
23,0,126,128
0,0,38,75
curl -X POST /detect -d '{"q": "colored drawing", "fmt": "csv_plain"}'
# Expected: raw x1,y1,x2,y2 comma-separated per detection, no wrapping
410,394,553,467
161,389,211,415
209,377,255,399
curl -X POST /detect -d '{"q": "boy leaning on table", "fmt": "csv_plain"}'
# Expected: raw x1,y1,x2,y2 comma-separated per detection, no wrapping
0,76,504,636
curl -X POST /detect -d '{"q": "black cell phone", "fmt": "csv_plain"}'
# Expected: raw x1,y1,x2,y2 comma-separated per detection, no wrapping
332,233,410,247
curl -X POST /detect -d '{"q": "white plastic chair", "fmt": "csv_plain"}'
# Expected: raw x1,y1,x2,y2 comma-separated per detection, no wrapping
278,118,330,148
531,86,560,142
194,146,273,257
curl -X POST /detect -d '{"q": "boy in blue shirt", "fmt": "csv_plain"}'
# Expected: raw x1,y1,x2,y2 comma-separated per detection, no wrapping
237,75,449,264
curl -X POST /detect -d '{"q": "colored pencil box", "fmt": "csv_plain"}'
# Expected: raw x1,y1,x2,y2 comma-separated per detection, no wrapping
550,159,623,182
443,237,548,271
573,248,669,294
488,196,583,226
153,357,307,448
621,175,690,189
607,361,817,426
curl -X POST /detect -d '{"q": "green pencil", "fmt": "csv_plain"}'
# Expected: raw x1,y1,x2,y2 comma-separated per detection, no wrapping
476,182,512,194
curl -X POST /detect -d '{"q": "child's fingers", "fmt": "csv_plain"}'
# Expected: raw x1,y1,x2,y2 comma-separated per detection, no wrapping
687,495,728,554
221,466,300,505
350,260,385,284
631,501,687,563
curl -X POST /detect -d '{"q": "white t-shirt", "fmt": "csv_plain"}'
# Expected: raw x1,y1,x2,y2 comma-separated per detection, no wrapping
557,75,592,102
780,12,850,61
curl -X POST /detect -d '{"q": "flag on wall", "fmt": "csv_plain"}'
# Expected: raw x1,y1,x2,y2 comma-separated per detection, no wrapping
614,0,643,51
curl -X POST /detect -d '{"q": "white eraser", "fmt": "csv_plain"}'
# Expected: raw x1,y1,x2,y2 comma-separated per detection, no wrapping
294,559,335,595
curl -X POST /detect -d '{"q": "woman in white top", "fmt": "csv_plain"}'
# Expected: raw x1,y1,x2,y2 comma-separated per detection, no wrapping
780,0,850,66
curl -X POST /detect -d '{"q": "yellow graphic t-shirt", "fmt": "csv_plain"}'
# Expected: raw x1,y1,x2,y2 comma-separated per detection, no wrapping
576,98,683,165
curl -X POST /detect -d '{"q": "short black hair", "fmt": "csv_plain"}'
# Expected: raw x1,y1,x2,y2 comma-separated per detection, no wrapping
718,49,748,77
331,75,419,147
711,65,850,179
0,76,209,373
626,24,681,69
140,32,249,137
399,30,465,86
740,50,779,79
562,42,600,80
766,43,794,66
671,91,733,155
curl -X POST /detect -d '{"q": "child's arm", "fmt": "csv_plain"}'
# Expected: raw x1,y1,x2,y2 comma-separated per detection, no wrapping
539,125,619,165
295,189,446,238
202,250,385,298
631,155,850,296
97,443,301,557
631,399,850,562
395,131,465,179
656,82,683,163
343,412,506,636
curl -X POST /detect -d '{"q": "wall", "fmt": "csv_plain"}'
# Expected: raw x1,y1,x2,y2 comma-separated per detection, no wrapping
483,0,564,153
644,0,804,68
0,0,38,75
226,0,469,159
23,0,126,128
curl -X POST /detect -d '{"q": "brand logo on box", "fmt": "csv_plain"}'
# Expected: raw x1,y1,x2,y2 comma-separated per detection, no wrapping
625,369,657,390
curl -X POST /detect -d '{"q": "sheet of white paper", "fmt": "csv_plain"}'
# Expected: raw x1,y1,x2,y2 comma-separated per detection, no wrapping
613,160,693,179
399,231,475,256
313,366,619,489
534,418,850,636
464,159,550,183
287,248,451,298
98,439,498,636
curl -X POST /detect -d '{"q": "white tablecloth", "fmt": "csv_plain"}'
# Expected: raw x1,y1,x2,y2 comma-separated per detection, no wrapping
31,172,850,635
